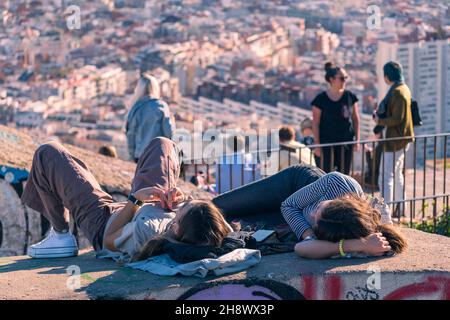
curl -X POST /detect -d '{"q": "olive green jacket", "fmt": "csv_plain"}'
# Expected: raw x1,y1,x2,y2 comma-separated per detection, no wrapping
378,84,414,152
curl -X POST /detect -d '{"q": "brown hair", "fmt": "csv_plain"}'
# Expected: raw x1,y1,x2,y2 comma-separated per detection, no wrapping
314,195,407,253
132,200,230,261
324,62,342,83
98,145,118,158
279,126,296,142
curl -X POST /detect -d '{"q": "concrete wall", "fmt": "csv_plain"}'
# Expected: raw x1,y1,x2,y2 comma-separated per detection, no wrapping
128,273,450,300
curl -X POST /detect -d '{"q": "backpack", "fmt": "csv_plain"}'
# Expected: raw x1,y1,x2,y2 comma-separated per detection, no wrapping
374,98,422,134
411,99,423,126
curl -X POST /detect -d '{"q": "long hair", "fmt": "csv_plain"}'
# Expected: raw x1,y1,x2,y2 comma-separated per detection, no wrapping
314,195,407,254
132,200,230,261
128,73,161,109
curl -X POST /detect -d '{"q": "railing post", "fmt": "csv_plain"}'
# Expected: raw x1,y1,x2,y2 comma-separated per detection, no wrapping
371,141,376,196
444,136,448,214
422,137,427,222
392,148,397,218
402,146,407,217
330,146,334,172
413,139,417,219
382,142,386,208
433,136,437,214
218,163,221,194
361,143,365,190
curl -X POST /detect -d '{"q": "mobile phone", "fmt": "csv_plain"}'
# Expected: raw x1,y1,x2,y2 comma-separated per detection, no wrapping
252,230,275,242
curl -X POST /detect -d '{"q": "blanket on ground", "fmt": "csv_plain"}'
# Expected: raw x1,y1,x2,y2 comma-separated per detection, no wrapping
126,248,261,278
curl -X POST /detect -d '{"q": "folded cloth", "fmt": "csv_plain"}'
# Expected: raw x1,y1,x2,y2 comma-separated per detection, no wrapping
126,248,261,278
162,231,256,264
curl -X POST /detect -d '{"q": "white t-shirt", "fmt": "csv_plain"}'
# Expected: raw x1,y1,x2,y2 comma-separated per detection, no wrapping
98,203,175,262
97,202,234,263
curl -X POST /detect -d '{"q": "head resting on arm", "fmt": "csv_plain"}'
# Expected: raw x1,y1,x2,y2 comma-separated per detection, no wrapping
313,195,407,254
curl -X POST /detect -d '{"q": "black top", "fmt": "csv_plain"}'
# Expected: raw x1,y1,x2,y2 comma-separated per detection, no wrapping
311,90,358,143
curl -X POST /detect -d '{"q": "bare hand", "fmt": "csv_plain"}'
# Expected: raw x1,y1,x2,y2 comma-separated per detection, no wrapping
133,187,167,208
301,229,315,240
354,143,361,152
361,233,391,256
166,187,186,210
314,147,321,158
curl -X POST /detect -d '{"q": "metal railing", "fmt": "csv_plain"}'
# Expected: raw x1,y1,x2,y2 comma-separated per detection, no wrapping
181,132,450,230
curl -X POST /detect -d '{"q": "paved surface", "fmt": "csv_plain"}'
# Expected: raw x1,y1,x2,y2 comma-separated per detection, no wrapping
1,228,449,300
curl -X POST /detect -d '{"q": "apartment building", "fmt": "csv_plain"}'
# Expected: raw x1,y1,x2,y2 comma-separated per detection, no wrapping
179,96,375,140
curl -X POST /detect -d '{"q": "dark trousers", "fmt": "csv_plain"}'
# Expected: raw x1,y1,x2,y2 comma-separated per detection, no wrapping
21,137,180,251
365,143,383,185
212,164,325,219
320,145,353,175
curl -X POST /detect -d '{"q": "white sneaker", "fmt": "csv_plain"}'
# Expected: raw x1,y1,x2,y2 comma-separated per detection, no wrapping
27,228,78,258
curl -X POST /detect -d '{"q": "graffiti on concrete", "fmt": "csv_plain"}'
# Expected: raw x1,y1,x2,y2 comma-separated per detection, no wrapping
384,276,450,300
301,274,450,300
178,279,305,300
302,275,344,300
346,285,380,300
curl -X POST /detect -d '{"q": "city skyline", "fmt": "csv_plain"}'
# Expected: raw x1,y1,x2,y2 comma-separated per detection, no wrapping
0,0,449,160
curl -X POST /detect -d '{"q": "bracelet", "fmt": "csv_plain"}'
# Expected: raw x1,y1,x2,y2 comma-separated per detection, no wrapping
128,193,143,207
338,239,346,257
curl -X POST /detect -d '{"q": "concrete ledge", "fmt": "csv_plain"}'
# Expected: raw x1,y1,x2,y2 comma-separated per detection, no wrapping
1,228,449,300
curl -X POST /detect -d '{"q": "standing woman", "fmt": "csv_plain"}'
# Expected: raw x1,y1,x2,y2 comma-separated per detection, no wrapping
374,61,414,211
126,73,175,163
311,62,360,174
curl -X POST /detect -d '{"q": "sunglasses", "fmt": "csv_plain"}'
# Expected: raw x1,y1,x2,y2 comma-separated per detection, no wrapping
338,76,349,82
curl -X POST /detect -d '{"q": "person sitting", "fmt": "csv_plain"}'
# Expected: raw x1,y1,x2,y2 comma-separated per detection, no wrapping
278,125,316,171
299,117,315,147
98,145,118,158
215,135,260,193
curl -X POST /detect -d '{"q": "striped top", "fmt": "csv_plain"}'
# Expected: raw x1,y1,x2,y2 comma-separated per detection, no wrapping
281,172,364,239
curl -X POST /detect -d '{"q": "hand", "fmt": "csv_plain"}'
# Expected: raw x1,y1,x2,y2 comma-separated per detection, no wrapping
166,187,186,210
301,228,315,240
133,187,167,208
353,143,360,152
360,233,391,256
314,147,321,158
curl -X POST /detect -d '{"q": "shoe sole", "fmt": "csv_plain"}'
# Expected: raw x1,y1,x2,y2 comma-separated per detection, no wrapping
28,247,79,259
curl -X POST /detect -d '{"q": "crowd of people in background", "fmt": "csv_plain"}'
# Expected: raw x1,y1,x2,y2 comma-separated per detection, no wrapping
123,61,415,207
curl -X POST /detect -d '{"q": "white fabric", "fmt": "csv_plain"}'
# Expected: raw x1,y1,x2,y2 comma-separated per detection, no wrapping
126,249,261,278
379,144,409,207
97,204,175,263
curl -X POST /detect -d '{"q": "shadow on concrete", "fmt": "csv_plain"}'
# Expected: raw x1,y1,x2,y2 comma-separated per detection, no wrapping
0,250,119,276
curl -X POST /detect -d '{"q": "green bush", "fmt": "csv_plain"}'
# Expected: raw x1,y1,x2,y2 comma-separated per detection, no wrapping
408,210,450,237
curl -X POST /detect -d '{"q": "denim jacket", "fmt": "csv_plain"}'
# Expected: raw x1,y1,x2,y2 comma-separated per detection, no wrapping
126,97,175,160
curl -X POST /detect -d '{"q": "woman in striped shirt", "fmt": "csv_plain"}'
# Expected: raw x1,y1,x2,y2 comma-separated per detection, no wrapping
213,165,407,259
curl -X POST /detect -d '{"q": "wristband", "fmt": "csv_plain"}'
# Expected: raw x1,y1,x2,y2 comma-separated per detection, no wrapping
338,239,346,257
128,193,143,207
